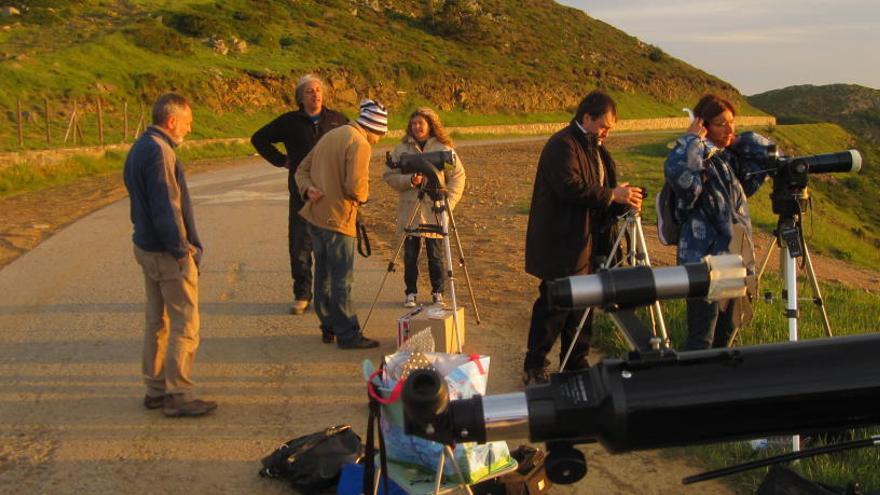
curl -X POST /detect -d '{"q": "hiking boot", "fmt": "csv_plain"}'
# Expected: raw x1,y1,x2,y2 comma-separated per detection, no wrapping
522,368,550,386
290,299,310,315
321,329,336,344
431,292,445,306
143,394,165,410
162,395,218,418
403,293,417,308
338,335,380,350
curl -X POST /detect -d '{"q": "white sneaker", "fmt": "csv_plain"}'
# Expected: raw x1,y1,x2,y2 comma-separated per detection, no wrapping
432,293,445,306
404,293,417,308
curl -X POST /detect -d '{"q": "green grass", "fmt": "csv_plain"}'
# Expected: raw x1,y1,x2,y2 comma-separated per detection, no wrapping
589,271,880,492
0,140,254,196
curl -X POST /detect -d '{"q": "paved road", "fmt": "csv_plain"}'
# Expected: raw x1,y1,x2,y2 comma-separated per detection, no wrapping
0,157,414,493
0,150,735,494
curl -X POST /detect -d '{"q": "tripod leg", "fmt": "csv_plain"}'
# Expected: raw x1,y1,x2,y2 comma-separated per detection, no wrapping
444,445,474,494
800,239,833,337
436,204,465,353
780,241,802,453
433,448,446,494
361,199,424,334
628,217,640,266
559,307,594,372
757,236,776,283
605,216,630,268
781,243,799,342
444,202,482,325
634,215,670,347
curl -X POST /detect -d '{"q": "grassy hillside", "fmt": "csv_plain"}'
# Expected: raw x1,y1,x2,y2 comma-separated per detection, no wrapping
0,0,765,150
748,84,880,144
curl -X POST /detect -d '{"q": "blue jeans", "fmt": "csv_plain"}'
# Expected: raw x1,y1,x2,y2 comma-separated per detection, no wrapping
308,224,360,343
403,236,446,295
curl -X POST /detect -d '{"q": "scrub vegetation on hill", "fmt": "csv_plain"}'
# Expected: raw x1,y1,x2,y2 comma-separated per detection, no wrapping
0,0,765,150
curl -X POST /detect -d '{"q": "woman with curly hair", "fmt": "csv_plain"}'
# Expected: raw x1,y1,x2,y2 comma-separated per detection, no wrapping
383,108,466,307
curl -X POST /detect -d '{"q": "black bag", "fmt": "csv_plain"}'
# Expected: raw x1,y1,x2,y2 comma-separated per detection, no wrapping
471,445,553,495
656,180,680,246
259,424,363,493
756,465,872,495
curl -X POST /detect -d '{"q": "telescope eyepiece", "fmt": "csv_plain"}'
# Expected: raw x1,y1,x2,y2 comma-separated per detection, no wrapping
402,369,449,425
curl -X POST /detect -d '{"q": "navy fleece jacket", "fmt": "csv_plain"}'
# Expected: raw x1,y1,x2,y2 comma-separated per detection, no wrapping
123,126,203,262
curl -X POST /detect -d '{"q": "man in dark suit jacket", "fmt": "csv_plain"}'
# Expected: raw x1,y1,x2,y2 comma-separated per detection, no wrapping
251,74,349,316
523,90,643,385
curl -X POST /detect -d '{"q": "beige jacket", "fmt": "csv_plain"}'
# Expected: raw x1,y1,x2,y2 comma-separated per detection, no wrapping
295,123,372,237
383,137,466,235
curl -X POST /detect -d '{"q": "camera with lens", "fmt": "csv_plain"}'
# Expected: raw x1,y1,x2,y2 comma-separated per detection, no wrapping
758,145,862,217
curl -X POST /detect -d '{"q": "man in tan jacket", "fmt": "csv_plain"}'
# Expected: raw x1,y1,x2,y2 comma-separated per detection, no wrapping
295,99,388,349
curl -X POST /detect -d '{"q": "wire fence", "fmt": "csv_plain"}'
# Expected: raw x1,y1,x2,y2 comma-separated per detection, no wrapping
3,96,149,151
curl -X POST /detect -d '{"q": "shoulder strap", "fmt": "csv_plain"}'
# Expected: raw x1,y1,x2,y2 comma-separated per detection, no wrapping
356,218,371,258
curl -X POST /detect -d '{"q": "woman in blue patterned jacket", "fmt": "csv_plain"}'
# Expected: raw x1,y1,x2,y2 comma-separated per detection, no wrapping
665,94,773,350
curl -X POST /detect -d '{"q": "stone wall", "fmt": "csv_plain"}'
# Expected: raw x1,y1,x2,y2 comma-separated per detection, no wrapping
1,117,775,169
385,115,776,139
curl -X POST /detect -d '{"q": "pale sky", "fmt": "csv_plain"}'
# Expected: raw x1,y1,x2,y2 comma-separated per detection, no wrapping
558,0,880,95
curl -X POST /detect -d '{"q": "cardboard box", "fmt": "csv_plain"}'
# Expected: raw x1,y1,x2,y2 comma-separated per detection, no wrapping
397,306,465,353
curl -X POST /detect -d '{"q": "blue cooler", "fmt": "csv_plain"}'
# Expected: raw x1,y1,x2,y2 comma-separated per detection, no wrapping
337,462,406,495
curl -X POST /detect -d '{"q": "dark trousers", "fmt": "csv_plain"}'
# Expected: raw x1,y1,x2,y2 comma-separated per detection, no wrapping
524,281,592,371
309,224,360,343
684,297,738,350
403,236,446,295
289,196,313,301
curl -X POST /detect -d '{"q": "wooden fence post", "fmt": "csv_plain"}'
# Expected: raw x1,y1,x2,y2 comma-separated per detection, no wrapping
75,101,84,145
123,100,129,141
72,100,79,146
16,98,24,148
134,103,145,138
44,98,51,146
96,96,104,146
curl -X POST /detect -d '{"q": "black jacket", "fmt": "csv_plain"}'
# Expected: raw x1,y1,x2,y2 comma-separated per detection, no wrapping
250,108,349,194
525,120,625,280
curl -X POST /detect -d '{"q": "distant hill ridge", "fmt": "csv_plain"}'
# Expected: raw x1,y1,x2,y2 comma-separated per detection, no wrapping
0,0,750,120
748,84,880,144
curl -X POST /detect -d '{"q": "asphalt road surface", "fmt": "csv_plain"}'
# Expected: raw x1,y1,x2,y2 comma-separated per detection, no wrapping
0,154,734,494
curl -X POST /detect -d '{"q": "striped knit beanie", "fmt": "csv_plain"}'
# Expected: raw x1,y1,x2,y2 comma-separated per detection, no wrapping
356,99,388,135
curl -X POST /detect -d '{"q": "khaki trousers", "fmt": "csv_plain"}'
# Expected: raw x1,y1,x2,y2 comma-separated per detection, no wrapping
134,246,200,399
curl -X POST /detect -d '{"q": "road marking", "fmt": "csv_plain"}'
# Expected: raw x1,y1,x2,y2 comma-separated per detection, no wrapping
191,190,288,204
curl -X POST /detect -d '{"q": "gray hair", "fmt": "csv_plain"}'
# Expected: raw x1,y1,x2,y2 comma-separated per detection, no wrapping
151,93,190,126
295,74,323,107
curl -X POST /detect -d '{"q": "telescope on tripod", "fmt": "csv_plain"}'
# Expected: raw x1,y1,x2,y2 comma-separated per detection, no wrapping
361,149,480,350
399,255,880,486
747,147,862,342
